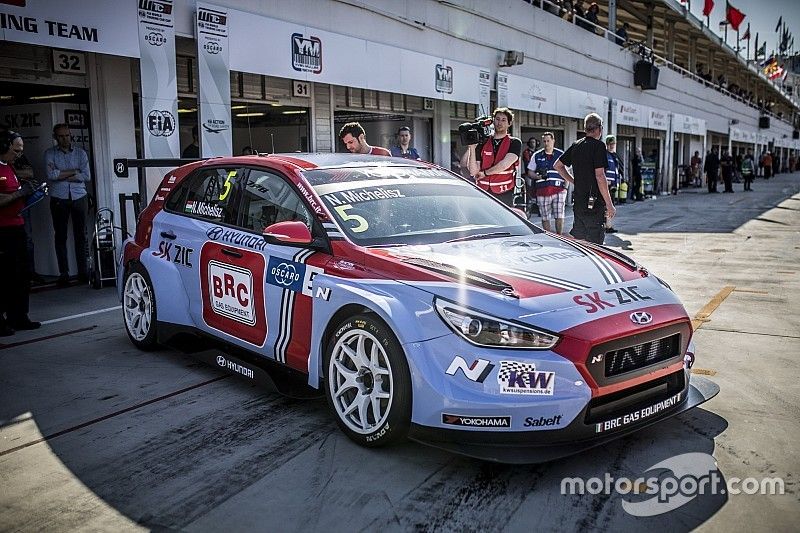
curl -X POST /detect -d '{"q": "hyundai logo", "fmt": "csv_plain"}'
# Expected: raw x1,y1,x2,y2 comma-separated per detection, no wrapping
630,311,653,325
216,355,226,367
206,226,223,240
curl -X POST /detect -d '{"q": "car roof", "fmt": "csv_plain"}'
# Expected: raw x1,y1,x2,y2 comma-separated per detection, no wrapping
228,152,433,171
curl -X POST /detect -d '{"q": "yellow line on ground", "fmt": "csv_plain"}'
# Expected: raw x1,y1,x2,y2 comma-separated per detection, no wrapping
691,285,736,331
733,288,769,294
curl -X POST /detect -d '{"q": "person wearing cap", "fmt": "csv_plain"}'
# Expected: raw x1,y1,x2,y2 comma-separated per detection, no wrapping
390,126,421,160
604,135,622,234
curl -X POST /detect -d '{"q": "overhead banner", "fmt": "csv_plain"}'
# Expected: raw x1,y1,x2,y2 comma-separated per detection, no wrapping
0,0,139,57
502,73,558,115
478,69,492,116
672,113,707,136
496,72,509,109
226,10,483,104
558,88,608,120
196,3,231,157
138,0,180,159
615,100,647,128
648,108,669,131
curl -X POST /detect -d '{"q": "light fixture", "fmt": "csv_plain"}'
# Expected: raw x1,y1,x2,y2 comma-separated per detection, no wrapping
231,105,247,110
29,93,76,100
178,108,197,114
281,110,306,115
236,112,265,117
0,96,12,100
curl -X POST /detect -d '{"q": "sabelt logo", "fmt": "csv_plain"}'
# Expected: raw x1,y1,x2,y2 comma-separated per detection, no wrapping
208,261,255,326
144,32,166,46
442,414,511,428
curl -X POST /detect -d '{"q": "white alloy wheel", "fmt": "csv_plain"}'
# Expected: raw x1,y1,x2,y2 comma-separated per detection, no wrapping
124,271,153,343
328,328,394,434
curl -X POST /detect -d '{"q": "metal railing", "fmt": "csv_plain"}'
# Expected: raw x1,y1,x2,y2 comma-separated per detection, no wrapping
528,0,796,126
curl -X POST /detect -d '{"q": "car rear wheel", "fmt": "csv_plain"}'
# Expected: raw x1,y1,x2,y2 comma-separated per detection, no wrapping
123,264,158,350
324,314,411,447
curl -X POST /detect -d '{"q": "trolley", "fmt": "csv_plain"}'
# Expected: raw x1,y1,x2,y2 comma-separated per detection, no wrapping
88,207,118,289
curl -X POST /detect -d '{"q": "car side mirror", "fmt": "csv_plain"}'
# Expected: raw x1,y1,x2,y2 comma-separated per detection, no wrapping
263,221,313,245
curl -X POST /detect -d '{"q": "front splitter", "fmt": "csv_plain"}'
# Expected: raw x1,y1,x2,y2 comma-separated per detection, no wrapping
408,375,720,464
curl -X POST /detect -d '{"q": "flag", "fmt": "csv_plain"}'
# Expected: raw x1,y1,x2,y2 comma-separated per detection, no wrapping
780,28,790,52
769,65,784,81
775,17,782,33
703,0,714,17
725,1,745,31
740,23,750,40
756,41,766,58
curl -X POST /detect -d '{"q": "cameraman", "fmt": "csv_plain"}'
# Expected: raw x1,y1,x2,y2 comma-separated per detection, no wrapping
528,132,566,234
461,108,521,207
553,113,615,244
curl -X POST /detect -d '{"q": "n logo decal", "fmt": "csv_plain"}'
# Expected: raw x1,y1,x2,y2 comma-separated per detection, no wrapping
446,356,495,383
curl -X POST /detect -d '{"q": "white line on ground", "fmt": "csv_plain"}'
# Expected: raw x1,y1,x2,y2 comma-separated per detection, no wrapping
41,306,122,325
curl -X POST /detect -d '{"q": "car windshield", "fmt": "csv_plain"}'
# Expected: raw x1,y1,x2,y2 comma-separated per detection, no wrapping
304,166,537,246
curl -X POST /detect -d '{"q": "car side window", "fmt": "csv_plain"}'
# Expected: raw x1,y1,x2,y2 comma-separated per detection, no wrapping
165,167,243,226
239,169,312,234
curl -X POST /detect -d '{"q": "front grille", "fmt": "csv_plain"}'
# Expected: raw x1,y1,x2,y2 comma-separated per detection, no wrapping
604,333,680,377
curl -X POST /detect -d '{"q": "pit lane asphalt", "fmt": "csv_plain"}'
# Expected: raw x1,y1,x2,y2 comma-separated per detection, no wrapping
1,173,798,532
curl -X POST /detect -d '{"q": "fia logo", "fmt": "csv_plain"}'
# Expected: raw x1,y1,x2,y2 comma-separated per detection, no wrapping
147,110,175,137
291,33,322,73
435,64,453,94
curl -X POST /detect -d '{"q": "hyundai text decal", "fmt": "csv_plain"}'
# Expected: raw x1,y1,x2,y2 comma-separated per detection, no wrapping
215,354,254,379
445,356,494,383
266,256,330,300
573,285,652,313
435,64,453,94
291,33,322,74
206,226,267,251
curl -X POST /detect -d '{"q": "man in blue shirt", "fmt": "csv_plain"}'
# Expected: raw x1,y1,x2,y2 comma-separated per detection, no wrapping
389,126,421,160
44,124,91,286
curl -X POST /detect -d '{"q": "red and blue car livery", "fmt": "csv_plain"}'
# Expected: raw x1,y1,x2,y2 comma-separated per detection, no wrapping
119,153,718,463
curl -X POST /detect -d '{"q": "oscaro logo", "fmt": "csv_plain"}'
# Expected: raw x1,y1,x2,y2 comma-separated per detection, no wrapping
216,355,226,367
206,226,224,240
145,32,166,46
271,262,300,287
204,41,223,55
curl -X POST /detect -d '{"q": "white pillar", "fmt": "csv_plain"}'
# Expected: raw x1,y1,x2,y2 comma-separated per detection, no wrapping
433,99,451,169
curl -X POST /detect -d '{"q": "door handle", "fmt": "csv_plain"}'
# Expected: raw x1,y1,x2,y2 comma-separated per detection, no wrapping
160,231,176,240
221,248,243,258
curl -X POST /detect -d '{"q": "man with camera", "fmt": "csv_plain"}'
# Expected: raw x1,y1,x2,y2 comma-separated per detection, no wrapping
553,113,615,244
528,132,566,234
460,108,522,207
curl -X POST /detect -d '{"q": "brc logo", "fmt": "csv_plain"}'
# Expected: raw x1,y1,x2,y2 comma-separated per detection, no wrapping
208,261,255,325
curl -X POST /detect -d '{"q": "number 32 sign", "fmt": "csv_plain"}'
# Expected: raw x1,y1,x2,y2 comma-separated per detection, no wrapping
52,50,86,74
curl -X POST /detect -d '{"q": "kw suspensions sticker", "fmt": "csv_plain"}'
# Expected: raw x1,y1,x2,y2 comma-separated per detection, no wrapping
200,243,267,346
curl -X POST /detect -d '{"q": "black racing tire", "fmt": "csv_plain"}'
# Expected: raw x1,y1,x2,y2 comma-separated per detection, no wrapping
324,314,411,447
122,263,159,350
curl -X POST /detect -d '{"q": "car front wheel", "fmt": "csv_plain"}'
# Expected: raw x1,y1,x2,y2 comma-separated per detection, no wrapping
122,264,158,350
324,314,411,447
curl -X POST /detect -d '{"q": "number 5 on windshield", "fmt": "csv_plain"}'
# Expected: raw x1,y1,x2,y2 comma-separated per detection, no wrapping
334,204,369,233
220,170,236,201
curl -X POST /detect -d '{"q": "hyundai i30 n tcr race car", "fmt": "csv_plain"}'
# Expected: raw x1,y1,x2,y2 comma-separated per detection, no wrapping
119,153,718,463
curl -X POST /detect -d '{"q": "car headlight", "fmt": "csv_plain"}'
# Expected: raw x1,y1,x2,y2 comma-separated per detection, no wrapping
434,298,560,350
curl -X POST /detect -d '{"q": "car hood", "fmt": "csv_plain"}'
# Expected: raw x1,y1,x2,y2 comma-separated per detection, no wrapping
377,233,639,299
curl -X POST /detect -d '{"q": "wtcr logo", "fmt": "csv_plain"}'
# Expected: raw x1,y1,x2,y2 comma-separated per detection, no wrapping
561,452,785,517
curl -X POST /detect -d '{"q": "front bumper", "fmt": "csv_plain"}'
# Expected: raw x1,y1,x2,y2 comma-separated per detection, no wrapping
407,374,719,464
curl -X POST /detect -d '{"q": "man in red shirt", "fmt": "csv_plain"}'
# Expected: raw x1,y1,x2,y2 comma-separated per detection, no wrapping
0,131,41,335
339,122,391,156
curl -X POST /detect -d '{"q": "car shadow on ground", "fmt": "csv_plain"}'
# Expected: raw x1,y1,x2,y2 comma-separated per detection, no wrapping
30,359,729,532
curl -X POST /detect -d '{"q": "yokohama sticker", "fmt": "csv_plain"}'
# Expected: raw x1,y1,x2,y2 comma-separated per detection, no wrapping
442,414,510,428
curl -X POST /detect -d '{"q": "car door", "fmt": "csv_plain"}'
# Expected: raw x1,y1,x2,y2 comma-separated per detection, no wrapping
237,167,331,372
161,166,269,347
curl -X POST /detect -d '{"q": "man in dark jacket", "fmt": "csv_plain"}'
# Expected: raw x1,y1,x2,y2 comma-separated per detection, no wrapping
720,149,734,193
704,148,720,193
630,148,643,201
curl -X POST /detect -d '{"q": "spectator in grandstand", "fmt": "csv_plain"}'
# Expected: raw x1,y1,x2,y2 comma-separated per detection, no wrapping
615,22,629,45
